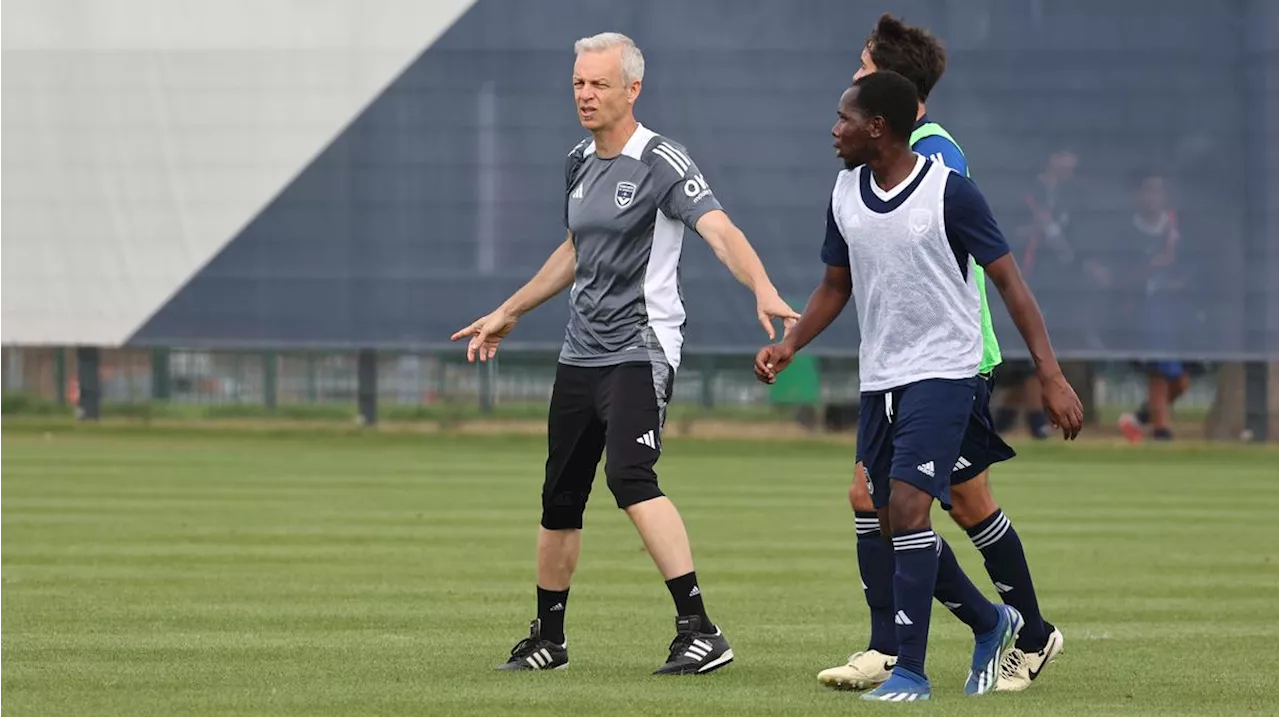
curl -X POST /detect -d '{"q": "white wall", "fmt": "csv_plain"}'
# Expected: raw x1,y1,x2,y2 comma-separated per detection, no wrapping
1,0,476,345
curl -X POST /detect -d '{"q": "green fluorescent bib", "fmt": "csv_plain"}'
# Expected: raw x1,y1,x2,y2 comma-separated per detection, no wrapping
910,122,1002,374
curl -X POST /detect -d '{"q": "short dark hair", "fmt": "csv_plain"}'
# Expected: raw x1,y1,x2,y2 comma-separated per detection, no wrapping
852,71,919,141
865,14,947,101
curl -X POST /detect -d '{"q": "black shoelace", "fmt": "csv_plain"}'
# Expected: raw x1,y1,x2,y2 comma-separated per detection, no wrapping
510,637,540,659
666,632,700,661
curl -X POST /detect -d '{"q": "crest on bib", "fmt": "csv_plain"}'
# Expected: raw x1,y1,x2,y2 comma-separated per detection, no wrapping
909,208,933,236
615,181,637,209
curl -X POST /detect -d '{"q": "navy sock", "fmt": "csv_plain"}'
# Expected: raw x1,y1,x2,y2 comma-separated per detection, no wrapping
1134,402,1150,425
933,538,998,634
855,511,897,655
665,571,715,633
536,586,569,644
891,528,939,679
967,510,1049,651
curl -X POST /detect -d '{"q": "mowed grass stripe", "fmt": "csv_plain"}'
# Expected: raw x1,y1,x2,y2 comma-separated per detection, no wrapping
3,430,1276,716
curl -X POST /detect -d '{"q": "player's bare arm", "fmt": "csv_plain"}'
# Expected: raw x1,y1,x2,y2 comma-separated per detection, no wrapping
754,265,852,383
450,231,576,362
983,253,1084,439
694,209,800,339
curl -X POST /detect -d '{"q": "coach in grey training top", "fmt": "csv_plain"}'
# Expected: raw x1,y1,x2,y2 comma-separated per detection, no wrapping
561,127,720,373
452,31,796,677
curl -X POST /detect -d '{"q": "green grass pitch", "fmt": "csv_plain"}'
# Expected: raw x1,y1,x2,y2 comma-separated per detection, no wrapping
3,426,1276,715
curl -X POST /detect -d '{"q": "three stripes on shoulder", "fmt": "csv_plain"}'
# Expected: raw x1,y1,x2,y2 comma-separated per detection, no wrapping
652,142,693,176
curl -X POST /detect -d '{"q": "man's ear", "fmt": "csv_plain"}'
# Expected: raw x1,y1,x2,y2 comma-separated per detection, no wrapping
868,115,886,140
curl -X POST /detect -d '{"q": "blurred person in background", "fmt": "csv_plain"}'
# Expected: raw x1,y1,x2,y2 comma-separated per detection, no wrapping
1115,169,1190,442
996,148,1088,441
1019,149,1081,280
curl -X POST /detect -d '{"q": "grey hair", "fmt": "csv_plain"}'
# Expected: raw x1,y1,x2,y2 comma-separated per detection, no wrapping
574,32,645,84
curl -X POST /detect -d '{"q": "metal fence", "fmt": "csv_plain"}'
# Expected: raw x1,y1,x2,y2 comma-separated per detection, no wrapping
2,346,1221,416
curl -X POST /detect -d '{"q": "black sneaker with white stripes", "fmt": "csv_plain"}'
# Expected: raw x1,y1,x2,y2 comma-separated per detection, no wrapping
652,615,734,675
496,619,568,671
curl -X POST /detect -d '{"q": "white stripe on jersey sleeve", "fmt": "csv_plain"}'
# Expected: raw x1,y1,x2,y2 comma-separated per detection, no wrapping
652,145,688,175
660,142,693,169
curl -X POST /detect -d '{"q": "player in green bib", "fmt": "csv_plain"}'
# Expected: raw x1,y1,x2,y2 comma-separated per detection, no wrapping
908,121,1003,376
816,14,1063,694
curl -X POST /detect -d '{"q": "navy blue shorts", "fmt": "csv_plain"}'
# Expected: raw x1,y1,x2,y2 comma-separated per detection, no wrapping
857,376,1016,510
1145,361,1186,381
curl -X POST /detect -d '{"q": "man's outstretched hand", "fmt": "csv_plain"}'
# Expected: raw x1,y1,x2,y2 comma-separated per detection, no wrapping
756,289,801,341
451,308,518,363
